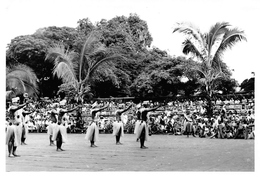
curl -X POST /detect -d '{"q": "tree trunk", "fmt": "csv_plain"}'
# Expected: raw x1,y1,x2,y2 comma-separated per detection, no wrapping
205,94,213,118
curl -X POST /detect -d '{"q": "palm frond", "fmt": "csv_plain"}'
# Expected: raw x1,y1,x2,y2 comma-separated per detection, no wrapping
46,44,78,85
173,22,203,42
214,28,247,62
46,43,78,64
182,39,204,60
81,55,124,85
173,22,207,60
22,80,39,95
7,64,38,88
89,55,126,78
207,22,230,54
89,43,107,58
80,31,101,58
6,64,38,97
53,57,78,85
209,33,225,60
6,75,26,91
79,31,100,81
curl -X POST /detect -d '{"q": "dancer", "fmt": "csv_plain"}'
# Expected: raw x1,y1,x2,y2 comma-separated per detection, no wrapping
6,98,30,157
134,104,142,141
21,106,35,145
47,105,59,146
52,105,78,151
52,118,68,151
6,119,20,157
136,103,161,149
113,103,132,145
47,118,57,146
85,102,109,147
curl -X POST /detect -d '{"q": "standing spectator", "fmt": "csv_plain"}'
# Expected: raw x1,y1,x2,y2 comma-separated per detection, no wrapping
183,110,194,138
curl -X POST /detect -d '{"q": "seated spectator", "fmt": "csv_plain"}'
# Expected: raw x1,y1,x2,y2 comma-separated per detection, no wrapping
233,118,244,139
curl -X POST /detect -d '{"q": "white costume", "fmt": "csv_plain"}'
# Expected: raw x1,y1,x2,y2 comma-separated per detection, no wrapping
135,108,149,141
52,123,68,143
112,111,124,137
21,114,30,139
6,124,20,146
6,106,23,146
136,121,149,141
85,110,99,142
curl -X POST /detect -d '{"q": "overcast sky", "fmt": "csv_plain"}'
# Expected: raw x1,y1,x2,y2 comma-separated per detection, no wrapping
2,0,259,84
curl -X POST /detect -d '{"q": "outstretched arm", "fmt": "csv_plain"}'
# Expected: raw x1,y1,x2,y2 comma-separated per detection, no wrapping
96,102,109,113
146,104,162,112
62,106,78,114
11,102,28,112
118,104,133,114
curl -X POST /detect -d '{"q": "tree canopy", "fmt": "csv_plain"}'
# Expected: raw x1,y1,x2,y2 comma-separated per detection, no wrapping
6,15,245,101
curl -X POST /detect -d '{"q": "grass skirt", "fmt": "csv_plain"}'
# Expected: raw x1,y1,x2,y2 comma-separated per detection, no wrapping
52,125,68,143
47,123,57,136
85,122,99,142
136,121,149,141
22,124,29,139
6,124,21,146
112,121,124,137
134,120,141,134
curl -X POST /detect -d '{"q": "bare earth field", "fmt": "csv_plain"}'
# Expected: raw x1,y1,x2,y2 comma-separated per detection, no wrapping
5,133,254,171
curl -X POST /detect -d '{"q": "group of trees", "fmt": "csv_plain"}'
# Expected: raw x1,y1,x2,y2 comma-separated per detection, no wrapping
6,13,250,116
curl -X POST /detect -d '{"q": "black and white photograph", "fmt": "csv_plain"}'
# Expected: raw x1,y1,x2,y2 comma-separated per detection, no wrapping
2,0,258,173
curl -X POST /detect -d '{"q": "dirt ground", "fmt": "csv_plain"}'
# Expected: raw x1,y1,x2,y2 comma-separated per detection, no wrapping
5,133,254,171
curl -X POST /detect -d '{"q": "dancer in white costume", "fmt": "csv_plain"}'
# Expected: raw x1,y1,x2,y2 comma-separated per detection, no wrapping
113,104,132,145
21,106,35,145
136,103,161,149
52,105,78,151
134,104,142,141
6,98,30,157
48,106,59,146
52,120,68,151
85,102,109,147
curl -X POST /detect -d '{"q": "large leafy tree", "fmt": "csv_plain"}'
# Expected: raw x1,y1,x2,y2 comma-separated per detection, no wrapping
173,22,246,116
240,77,254,93
6,26,79,97
45,31,125,103
131,52,191,98
6,14,153,98
214,78,238,95
76,14,153,97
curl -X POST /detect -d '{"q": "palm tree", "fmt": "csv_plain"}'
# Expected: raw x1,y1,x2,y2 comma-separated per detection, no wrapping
173,22,246,117
45,31,125,103
6,64,38,101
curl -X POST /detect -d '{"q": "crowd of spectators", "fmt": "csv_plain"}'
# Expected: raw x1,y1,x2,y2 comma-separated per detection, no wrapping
6,96,255,140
